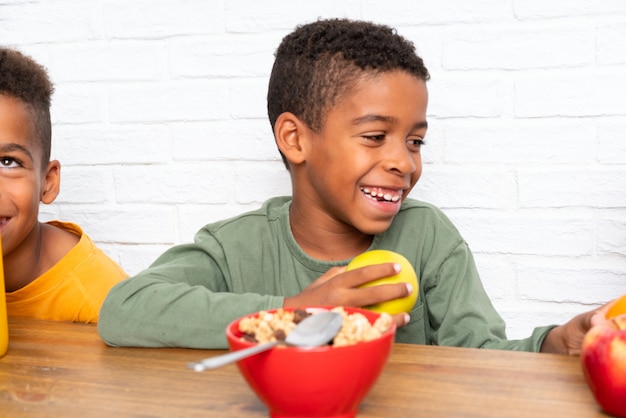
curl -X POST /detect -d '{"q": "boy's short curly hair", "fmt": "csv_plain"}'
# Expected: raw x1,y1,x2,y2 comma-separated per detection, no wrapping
0,47,54,167
267,18,430,167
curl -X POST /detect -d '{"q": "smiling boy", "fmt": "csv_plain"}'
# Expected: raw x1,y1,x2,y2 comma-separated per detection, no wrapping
279,71,428,260
98,19,604,353
0,47,128,322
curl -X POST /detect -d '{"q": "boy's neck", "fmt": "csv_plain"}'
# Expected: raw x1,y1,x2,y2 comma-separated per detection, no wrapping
3,222,79,292
289,204,372,261
3,222,44,292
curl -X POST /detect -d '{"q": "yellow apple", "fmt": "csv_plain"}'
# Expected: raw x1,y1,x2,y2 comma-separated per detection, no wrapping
346,250,419,315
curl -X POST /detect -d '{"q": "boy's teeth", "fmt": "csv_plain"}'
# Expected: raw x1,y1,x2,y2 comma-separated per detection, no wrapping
361,187,401,202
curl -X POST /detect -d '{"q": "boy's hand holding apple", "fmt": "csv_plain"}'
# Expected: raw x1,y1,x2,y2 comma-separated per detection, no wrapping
345,250,418,315
283,250,418,329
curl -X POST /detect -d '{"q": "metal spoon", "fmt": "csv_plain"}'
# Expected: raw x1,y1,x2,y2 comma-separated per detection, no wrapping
188,310,343,371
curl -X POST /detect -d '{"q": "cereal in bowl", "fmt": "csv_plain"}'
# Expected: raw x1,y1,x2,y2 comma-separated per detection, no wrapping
238,307,392,347
332,307,392,347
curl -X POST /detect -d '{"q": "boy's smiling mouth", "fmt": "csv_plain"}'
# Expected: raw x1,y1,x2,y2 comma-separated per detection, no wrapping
360,186,402,203
0,216,9,231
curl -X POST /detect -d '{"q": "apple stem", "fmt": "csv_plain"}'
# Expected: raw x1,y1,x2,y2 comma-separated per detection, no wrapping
610,316,626,331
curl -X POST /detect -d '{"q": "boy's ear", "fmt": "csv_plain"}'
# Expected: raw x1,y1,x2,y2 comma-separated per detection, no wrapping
274,112,309,166
40,160,61,204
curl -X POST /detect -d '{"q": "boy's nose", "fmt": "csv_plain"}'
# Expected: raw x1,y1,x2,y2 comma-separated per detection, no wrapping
384,143,418,175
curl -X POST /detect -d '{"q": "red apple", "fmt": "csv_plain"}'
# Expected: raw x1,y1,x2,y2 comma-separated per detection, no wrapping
581,314,626,417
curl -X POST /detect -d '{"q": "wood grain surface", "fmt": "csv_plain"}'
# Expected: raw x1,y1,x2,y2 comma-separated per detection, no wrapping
0,317,606,417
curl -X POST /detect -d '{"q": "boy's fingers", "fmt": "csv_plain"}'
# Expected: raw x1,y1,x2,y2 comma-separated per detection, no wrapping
391,312,411,328
354,281,411,305
310,266,346,286
340,262,401,287
588,302,611,329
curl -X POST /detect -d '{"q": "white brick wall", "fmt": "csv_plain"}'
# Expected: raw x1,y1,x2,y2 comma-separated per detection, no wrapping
3,0,625,339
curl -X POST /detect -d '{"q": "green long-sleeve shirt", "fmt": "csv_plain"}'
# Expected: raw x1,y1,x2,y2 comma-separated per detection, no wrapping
98,197,554,351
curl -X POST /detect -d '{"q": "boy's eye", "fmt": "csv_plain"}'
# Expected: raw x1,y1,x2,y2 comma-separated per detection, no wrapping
0,157,22,168
407,139,426,151
362,134,386,142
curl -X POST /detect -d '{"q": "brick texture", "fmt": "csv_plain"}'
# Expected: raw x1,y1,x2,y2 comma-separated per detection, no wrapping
3,0,625,339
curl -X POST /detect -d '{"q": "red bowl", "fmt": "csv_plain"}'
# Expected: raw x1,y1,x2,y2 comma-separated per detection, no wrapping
226,306,396,418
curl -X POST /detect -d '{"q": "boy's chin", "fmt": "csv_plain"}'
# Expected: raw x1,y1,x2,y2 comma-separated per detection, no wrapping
354,220,395,236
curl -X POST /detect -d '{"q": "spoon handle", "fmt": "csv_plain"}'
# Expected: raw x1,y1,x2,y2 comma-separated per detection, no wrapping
188,340,280,371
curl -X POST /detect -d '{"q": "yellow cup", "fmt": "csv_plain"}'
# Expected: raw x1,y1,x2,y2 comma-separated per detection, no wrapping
0,235,8,357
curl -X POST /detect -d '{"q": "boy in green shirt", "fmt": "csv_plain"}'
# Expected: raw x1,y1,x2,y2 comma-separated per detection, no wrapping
99,18,606,353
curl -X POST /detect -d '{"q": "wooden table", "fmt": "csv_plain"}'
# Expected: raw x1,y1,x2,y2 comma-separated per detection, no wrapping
0,317,607,417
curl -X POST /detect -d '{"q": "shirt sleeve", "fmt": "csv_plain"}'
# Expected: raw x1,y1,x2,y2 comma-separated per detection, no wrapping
425,240,554,352
97,236,284,349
